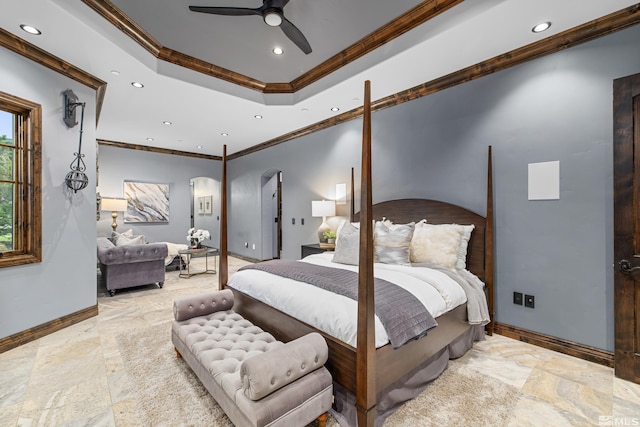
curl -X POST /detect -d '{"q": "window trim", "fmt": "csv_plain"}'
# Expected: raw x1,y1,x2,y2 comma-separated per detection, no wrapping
0,91,42,268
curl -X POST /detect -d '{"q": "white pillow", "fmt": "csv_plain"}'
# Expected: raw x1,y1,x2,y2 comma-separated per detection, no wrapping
382,218,394,229
114,233,145,246
374,221,414,265
410,223,464,269
332,221,360,266
456,225,475,269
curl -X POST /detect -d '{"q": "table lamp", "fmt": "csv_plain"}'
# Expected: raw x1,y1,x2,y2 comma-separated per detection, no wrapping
312,200,336,247
101,198,128,231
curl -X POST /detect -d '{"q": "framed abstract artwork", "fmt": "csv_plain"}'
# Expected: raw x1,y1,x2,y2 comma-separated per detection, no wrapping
204,195,213,214
123,181,170,223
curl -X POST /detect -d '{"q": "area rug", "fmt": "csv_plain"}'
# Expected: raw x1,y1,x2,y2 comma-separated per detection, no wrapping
117,322,519,426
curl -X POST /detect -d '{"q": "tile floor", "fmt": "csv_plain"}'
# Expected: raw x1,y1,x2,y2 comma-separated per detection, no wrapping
1,256,639,426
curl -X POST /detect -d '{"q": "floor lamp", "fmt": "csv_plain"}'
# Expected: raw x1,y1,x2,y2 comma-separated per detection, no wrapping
312,200,336,247
101,198,128,232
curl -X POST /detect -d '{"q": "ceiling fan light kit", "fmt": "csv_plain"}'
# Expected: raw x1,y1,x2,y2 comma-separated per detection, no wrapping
189,0,312,54
263,9,283,26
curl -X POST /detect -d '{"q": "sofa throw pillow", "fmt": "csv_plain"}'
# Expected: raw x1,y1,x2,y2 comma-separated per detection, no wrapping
374,221,414,265
410,223,463,269
332,220,360,266
114,234,145,246
110,229,133,243
97,237,115,249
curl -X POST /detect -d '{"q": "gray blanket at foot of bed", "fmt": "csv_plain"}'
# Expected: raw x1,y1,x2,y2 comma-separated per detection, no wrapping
239,260,437,348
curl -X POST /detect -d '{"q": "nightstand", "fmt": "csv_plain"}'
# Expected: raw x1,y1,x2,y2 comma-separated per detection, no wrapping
301,243,335,258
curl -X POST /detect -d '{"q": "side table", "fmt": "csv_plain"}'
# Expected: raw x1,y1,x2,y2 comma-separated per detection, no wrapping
178,247,218,278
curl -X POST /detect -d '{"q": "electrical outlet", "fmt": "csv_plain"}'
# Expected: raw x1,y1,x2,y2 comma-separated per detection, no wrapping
252,244,256,250
244,242,248,248
301,218,304,225
292,218,295,225
513,292,523,305
524,294,535,308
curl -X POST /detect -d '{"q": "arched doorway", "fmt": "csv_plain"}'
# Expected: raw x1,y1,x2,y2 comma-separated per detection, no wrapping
190,176,220,248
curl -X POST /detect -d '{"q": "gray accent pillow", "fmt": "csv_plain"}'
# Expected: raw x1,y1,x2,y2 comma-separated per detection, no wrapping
332,221,360,265
97,237,115,249
374,221,415,266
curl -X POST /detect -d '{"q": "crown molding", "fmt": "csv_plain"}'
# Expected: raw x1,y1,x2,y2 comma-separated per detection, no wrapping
0,27,107,123
229,3,640,159
98,139,222,160
80,0,463,94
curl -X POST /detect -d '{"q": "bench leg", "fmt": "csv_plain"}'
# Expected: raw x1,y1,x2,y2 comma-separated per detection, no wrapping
175,347,182,359
317,412,328,427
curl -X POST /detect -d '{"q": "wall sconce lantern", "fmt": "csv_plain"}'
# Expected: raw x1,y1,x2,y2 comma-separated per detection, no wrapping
312,200,336,247
63,89,89,193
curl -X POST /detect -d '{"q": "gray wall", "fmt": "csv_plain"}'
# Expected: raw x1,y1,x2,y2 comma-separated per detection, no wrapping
0,47,98,338
98,146,221,247
228,24,640,352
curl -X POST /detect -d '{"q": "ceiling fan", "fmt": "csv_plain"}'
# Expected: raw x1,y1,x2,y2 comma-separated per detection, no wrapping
189,0,312,55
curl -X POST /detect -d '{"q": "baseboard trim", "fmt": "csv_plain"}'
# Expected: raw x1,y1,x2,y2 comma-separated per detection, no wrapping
494,322,614,368
0,305,99,354
228,252,261,264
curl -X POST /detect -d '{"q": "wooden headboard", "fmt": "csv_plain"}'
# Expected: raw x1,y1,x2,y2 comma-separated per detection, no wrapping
353,199,487,281
350,145,495,339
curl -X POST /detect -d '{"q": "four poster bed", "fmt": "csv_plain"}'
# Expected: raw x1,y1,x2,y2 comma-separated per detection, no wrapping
217,81,494,427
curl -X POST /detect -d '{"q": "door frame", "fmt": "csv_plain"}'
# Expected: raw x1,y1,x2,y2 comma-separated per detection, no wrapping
613,71,640,382
260,169,282,259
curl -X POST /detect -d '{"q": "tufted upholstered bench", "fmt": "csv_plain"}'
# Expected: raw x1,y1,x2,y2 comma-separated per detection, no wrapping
171,289,333,427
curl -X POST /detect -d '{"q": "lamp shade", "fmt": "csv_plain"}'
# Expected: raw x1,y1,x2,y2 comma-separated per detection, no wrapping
101,198,128,212
311,200,336,217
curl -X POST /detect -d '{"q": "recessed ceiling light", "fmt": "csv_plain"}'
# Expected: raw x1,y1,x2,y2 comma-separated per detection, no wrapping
197,145,203,149
131,82,144,88
272,47,284,55
20,25,41,35
162,121,172,125
110,70,120,75
254,115,263,119
221,132,228,136
301,108,309,112
532,22,551,33
331,107,340,112
146,137,154,141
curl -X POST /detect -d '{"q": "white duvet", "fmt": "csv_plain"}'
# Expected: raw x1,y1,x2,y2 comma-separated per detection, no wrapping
228,253,467,348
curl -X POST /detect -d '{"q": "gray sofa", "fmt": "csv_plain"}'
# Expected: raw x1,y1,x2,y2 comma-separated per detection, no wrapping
172,289,333,427
97,237,168,296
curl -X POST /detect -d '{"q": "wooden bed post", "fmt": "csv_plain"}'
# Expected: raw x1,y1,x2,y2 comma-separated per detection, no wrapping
356,80,376,427
485,145,494,335
219,144,228,290
350,167,355,222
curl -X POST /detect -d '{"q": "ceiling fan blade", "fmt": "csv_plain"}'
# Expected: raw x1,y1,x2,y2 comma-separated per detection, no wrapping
279,17,312,54
270,0,290,8
189,6,261,16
